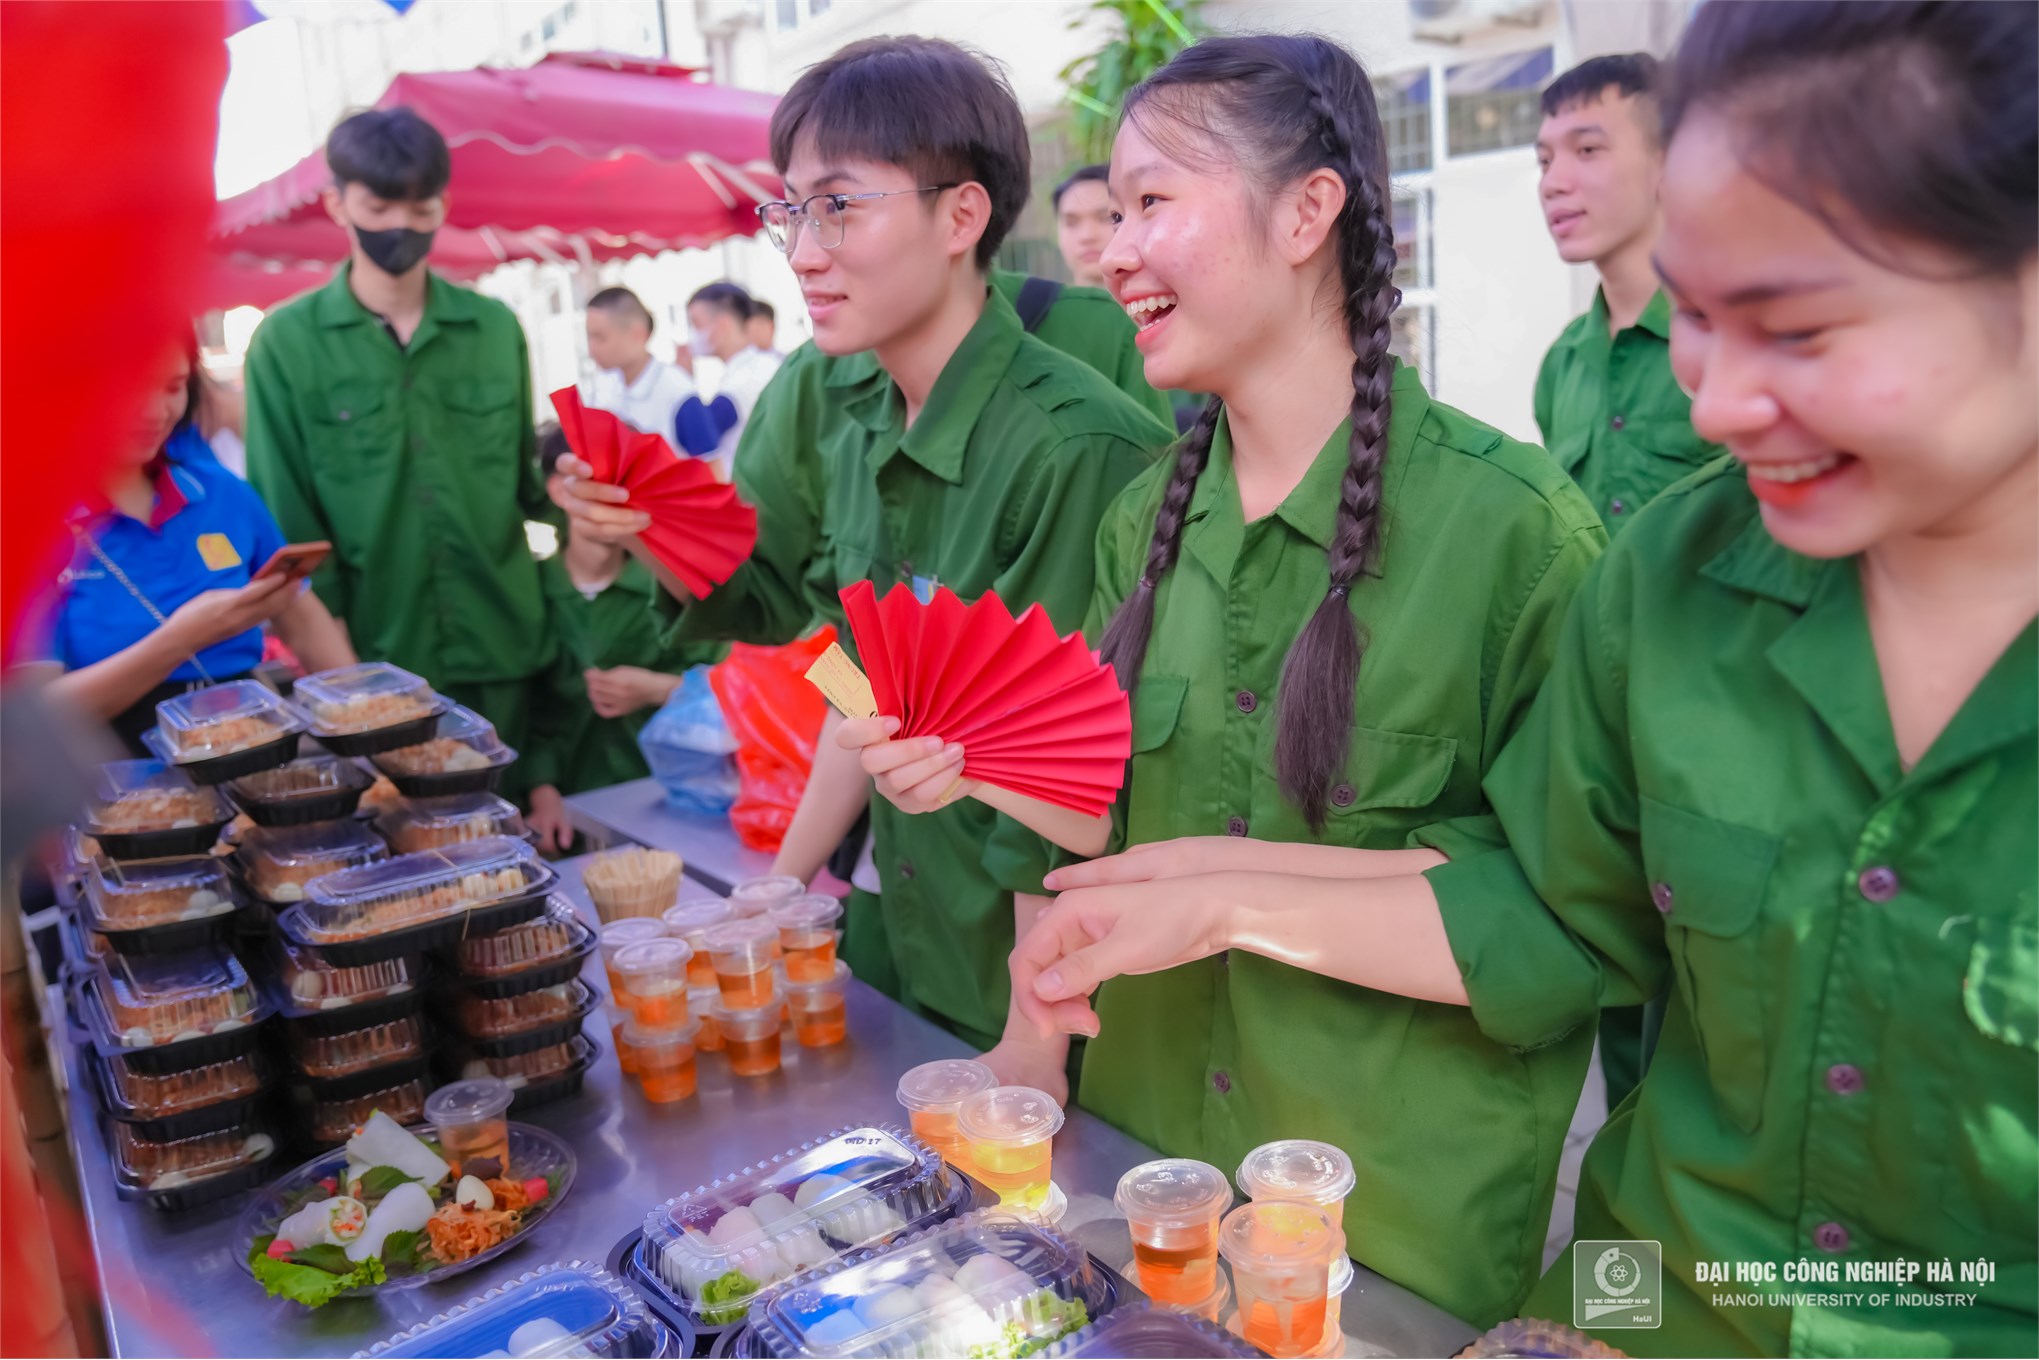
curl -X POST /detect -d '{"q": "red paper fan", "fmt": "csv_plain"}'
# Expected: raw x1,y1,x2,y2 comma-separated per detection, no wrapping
549,387,758,599
838,581,1131,816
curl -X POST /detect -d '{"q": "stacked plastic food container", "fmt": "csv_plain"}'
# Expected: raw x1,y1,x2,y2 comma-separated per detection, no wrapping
434,889,601,1109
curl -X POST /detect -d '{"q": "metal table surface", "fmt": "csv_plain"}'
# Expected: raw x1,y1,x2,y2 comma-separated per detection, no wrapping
564,779,776,895
61,853,1478,1359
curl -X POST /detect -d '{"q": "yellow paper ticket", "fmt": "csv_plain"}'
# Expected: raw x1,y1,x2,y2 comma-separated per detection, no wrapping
804,642,879,720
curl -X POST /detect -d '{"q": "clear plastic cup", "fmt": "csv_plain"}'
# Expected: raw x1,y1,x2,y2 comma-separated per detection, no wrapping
598,917,667,998
1217,1200,1344,1358
895,1058,996,1170
1309,1257,1354,1358
613,937,692,1028
605,1001,638,1075
717,1001,782,1077
956,1085,1064,1214
625,1017,700,1103
699,917,779,1010
728,875,803,919
1236,1139,1356,1229
767,894,844,982
424,1077,513,1174
1116,1158,1233,1305
782,958,849,1047
689,987,723,1051
662,897,733,988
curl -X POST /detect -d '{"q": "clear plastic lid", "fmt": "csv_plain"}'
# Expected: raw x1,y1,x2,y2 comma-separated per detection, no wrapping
1215,1200,1344,1277
451,979,595,1038
104,1052,265,1118
1235,1140,1355,1209
372,704,512,777
291,1014,426,1078
644,1125,947,1324
662,897,734,942
783,959,851,1003
1115,1159,1232,1231
458,1035,591,1088
425,1076,515,1127
957,1086,1065,1149
297,836,543,941
379,793,527,854
615,938,693,986
238,820,388,902
310,1078,431,1144
1045,1304,1260,1358
227,753,373,808
896,1059,998,1115
113,1122,276,1190
729,876,805,916
715,999,782,1040
749,1209,1110,1359
622,1016,701,1052
272,936,421,1009
81,760,229,835
599,917,668,961
456,897,591,976
91,949,258,1047
768,895,845,933
293,662,441,735
699,917,780,965
83,856,235,930
362,1261,670,1360
152,680,303,761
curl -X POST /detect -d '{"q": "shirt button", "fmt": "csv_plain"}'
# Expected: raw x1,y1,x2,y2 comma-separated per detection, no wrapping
1610,414,1626,431
1211,1071,1231,1094
1609,498,1627,515
898,860,917,881
1814,1222,1851,1253
1235,690,1258,714
1651,881,1675,914
1826,1063,1865,1096
1330,783,1356,808
1225,816,1248,837
337,409,353,423
1857,866,1900,902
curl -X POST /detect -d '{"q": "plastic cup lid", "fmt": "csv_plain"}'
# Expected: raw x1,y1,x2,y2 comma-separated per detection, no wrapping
424,1076,514,1125
598,918,667,958
662,897,733,934
896,1058,997,1113
781,958,851,994
622,1015,700,1048
1330,1254,1354,1295
700,917,779,953
766,893,844,930
1236,1139,1356,1206
614,937,693,974
956,1085,1065,1146
1216,1200,1343,1275
715,998,783,1026
728,875,804,910
1116,1158,1233,1227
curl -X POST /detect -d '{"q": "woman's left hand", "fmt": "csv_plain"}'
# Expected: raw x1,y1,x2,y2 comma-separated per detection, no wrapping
1009,876,1236,1037
526,784,576,855
836,716,979,814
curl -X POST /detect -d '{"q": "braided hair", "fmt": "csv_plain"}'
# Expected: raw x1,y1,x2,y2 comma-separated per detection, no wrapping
1097,34,1401,830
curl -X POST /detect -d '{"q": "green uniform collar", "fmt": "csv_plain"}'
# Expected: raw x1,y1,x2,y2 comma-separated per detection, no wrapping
1581,285,1674,344
313,261,485,353
1183,361,1429,580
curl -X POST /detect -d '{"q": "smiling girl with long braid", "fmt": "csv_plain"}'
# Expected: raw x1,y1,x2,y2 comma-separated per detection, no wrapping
840,34,1606,1325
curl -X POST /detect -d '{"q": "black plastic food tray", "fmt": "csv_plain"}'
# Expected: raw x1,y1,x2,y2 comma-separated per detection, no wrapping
275,869,555,968
228,777,371,828
91,1051,274,1143
172,730,304,786
605,1227,704,1356
82,978,273,1076
305,705,446,759
264,971,429,1037
381,746,517,800
110,1131,277,1213
510,1034,599,1112
438,916,598,1000
91,904,241,960
92,817,232,862
289,1044,435,1104
446,981,598,1059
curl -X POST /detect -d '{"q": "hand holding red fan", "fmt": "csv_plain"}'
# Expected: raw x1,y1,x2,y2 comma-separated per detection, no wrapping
549,386,758,599
838,581,1132,817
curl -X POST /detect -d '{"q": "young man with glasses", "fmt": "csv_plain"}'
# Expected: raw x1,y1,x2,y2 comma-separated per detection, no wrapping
552,36,1170,1050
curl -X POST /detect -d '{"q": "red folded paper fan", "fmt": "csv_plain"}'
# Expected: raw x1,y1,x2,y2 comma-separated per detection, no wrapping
549,386,758,599
838,581,1132,817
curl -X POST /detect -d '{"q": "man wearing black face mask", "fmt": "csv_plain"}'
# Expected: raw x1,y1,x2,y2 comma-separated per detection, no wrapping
245,108,573,846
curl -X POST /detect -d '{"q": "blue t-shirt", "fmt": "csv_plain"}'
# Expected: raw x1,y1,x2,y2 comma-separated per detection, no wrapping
42,455,288,681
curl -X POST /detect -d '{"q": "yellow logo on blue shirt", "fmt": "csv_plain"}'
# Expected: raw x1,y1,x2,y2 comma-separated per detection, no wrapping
196,533,242,572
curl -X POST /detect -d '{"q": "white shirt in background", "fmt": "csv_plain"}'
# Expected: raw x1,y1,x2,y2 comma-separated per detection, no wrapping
711,345,784,477
586,358,696,451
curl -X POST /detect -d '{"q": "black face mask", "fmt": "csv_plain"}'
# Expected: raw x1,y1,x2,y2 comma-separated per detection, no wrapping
350,220,435,276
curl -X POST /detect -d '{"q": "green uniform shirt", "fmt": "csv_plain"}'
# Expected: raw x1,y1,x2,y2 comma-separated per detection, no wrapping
1427,465,2037,1356
1074,363,1606,1328
667,288,1169,1039
1534,288,1722,534
245,264,553,686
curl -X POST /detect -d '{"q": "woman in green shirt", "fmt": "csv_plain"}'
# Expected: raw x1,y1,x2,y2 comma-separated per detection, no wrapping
844,35,1605,1327
1015,5,2037,1354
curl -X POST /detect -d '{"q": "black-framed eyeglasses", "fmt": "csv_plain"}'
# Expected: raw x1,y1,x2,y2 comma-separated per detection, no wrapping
755,185,959,253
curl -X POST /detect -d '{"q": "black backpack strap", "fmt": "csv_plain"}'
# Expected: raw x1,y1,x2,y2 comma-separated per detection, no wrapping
1014,275,1063,333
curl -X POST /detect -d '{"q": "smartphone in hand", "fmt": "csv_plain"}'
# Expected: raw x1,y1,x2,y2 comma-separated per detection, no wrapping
253,541,332,582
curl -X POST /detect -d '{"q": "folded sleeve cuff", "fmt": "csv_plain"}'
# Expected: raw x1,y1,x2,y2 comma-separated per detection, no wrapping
1425,845,1603,1054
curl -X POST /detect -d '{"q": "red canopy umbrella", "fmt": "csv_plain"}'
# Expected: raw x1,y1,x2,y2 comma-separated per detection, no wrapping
213,49,780,250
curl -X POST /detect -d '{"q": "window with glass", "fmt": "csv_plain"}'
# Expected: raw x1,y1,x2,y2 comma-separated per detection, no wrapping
1444,46,1553,156
1374,70,1433,176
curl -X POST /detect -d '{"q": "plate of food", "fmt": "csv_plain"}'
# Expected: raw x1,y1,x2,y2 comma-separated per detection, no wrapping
236,1110,574,1308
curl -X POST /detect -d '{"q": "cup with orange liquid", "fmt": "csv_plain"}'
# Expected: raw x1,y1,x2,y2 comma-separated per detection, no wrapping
662,897,733,988
1217,1200,1344,1359
1235,1139,1355,1230
626,1017,700,1103
614,937,692,1027
896,1058,996,1171
728,874,804,919
768,894,844,983
606,1001,639,1075
699,917,779,1010
690,987,724,1051
598,917,667,998
1309,1258,1353,1357
717,1000,783,1077
956,1085,1066,1220
1115,1158,1233,1306
782,958,850,1047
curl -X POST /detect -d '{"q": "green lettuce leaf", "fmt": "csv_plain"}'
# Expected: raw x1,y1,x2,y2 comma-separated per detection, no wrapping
697,1268,761,1325
378,1227,435,1278
248,1235,386,1309
356,1165,421,1201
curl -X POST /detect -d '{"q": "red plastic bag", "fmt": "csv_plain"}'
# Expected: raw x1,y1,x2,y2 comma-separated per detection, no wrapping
708,630,834,852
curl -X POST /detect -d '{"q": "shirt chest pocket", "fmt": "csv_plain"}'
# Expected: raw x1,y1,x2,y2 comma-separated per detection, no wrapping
1326,726,1458,819
1130,674,1189,755
1640,796,1780,1133
307,382,396,487
435,377,521,474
